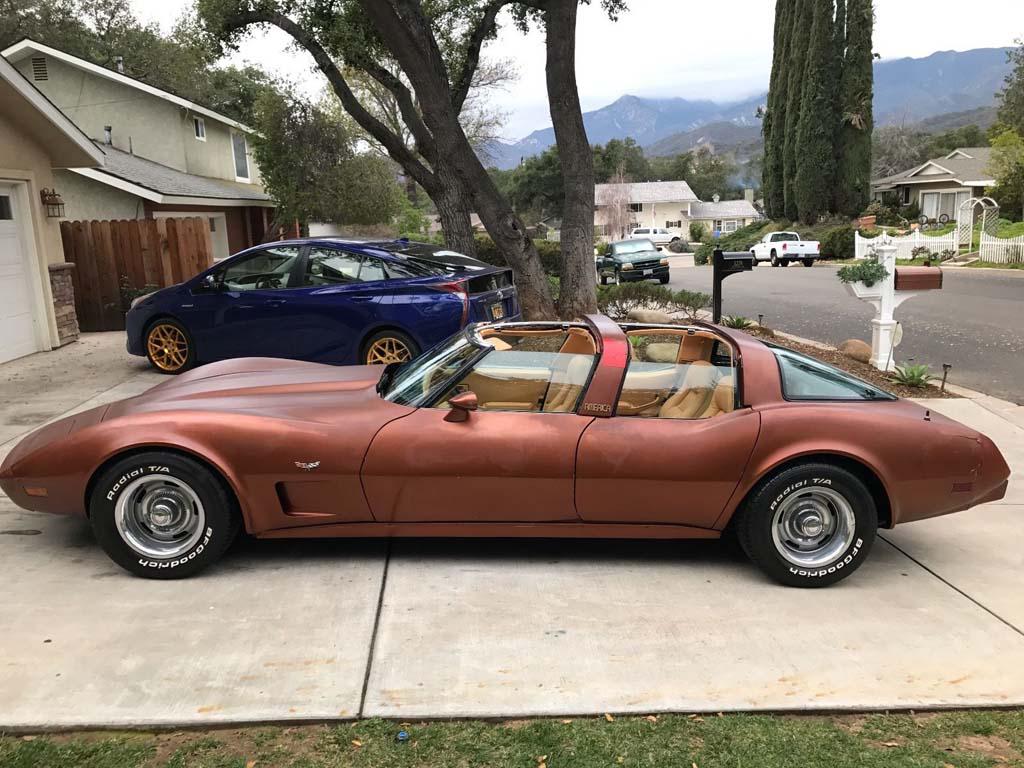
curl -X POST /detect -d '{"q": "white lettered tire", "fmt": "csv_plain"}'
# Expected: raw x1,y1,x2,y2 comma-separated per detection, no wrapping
734,462,877,587
89,452,240,579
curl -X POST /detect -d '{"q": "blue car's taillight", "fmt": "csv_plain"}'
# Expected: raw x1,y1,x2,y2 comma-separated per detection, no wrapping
434,280,469,326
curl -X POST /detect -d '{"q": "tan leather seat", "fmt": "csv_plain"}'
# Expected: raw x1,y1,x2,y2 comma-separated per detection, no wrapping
558,328,597,356
658,361,719,419
544,355,594,413
698,376,735,418
677,334,714,363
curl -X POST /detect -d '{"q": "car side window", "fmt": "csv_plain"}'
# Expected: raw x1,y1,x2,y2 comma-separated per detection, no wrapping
359,257,386,283
219,247,301,291
438,330,597,413
618,332,735,420
302,248,364,286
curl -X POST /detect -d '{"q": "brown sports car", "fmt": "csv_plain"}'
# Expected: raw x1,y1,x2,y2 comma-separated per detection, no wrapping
0,315,1009,586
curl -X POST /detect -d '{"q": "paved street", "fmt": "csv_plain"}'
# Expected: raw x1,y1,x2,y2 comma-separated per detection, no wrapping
668,263,1024,404
1,335,1023,728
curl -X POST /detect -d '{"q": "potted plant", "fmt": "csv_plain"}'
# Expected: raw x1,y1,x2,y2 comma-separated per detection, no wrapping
837,259,889,300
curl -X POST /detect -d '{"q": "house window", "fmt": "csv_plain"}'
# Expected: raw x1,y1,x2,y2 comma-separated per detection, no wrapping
628,203,643,213
231,131,250,181
0,196,12,220
900,187,910,205
193,117,206,141
723,220,739,233
713,219,723,232
31,57,47,81
665,220,682,229
208,217,217,232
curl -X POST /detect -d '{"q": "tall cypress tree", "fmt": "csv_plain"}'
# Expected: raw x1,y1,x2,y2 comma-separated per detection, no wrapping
782,0,810,221
835,0,874,216
763,0,793,219
794,0,836,223
831,0,847,212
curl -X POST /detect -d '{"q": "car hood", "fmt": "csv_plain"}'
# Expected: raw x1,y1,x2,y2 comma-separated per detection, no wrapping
103,357,390,423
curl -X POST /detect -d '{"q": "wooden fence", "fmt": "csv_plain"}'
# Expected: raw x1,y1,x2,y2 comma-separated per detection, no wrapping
60,217,213,331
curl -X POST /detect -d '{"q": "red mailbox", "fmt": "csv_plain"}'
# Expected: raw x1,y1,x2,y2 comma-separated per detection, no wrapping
894,266,943,291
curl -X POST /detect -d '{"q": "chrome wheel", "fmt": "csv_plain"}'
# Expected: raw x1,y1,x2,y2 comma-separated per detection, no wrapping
770,488,856,568
114,475,206,559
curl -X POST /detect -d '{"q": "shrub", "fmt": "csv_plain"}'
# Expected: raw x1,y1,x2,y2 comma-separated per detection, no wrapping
694,250,710,266
722,315,753,329
472,234,562,276
689,221,706,242
890,363,934,389
596,283,711,321
837,259,890,286
667,239,688,254
910,245,935,261
861,200,904,227
819,226,855,260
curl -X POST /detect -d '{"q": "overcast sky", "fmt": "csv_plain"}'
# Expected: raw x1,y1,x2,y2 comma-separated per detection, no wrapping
133,0,1022,140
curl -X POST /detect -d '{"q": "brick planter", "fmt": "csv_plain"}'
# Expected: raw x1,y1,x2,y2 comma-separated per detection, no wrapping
48,262,80,346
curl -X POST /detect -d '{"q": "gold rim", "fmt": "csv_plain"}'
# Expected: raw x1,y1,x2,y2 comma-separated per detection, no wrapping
147,323,189,372
366,336,413,365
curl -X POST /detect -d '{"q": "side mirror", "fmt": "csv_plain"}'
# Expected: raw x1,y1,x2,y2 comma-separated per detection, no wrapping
444,391,478,422
203,274,221,291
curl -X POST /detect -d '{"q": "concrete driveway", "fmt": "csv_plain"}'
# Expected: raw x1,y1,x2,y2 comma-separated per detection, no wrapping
1,334,1023,729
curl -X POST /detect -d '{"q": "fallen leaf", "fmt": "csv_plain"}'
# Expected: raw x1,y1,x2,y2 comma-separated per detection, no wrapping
881,741,900,748
616,758,624,764
693,763,699,768
560,719,573,724
645,715,658,723
245,762,256,768
351,739,363,748
21,736,36,742
536,756,548,763
605,713,615,722
943,764,955,768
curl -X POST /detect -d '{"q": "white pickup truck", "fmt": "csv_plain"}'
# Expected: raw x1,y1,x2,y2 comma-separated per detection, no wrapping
628,227,681,248
750,231,820,267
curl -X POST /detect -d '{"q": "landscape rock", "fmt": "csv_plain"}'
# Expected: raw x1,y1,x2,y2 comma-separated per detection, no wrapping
626,309,675,324
839,339,872,364
644,342,679,363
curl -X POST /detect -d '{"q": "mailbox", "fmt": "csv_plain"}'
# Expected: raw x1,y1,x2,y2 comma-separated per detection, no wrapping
712,249,755,322
894,266,943,291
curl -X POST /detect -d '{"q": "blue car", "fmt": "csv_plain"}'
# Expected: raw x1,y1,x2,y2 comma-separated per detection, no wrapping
126,238,521,373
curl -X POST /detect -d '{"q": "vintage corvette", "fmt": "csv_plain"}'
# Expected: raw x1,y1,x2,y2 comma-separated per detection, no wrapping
0,315,1010,586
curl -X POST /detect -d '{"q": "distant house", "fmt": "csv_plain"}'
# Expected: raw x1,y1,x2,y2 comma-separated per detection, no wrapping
2,39,276,259
872,147,995,222
594,180,759,240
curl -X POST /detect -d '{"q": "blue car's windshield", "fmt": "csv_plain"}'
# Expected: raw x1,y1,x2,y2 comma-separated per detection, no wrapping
383,332,486,406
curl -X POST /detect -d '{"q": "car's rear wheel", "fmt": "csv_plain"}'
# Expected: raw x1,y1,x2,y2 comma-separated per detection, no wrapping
780,258,790,267
89,452,240,579
145,319,194,374
803,258,814,267
363,329,419,365
734,462,877,587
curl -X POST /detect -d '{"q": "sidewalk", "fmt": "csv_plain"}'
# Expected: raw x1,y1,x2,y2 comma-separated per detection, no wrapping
0,335,1022,728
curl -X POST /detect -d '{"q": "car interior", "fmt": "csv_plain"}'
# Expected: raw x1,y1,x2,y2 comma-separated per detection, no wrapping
436,325,736,420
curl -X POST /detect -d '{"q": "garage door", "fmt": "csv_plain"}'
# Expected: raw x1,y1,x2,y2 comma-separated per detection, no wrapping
0,184,40,364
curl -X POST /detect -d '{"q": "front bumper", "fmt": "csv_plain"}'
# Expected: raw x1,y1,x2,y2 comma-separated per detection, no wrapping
618,265,670,282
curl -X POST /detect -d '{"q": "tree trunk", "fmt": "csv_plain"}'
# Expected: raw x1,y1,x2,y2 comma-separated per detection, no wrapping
433,165,477,256
544,0,597,320
359,0,556,319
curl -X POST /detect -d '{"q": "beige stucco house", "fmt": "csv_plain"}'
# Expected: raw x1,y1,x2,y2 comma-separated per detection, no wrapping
594,180,760,240
2,39,276,260
872,147,995,222
0,53,104,364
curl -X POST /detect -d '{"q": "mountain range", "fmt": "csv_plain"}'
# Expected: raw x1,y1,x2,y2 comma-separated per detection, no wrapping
487,47,1013,169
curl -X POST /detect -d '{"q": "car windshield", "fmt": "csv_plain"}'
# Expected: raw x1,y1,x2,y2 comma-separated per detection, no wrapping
767,343,896,401
383,331,485,406
613,240,656,255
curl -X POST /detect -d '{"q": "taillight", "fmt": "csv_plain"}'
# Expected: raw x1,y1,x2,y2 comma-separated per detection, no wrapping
436,280,470,326
782,243,788,251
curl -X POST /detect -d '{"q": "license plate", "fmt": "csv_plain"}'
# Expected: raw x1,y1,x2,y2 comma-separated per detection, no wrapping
491,303,505,319
643,269,653,276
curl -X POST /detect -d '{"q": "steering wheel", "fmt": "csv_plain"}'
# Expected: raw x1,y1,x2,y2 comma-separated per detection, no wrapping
255,274,282,290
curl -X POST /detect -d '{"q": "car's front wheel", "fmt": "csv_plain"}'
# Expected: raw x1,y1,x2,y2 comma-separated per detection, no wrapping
734,462,877,587
145,319,195,374
89,452,240,579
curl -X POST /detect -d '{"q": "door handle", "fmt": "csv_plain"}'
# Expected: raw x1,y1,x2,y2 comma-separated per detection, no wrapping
349,295,375,303
266,299,286,307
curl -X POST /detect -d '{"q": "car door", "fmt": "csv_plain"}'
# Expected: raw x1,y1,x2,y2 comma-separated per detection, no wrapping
575,330,761,529
362,328,598,523
188,245,305,361
274,245,391,364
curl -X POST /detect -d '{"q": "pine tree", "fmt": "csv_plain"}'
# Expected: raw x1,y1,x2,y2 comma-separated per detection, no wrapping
835,0,874,216
782,0,810,221
794,0,836,223
762,0,793,218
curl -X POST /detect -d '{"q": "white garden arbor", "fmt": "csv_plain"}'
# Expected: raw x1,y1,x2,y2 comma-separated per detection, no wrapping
957,197,999,253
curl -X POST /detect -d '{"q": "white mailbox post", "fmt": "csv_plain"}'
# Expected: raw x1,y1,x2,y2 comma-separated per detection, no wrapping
843,244,936,372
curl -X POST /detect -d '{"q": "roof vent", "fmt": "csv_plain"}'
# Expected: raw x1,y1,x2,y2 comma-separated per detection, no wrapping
31,57,47,81
114,56,124,74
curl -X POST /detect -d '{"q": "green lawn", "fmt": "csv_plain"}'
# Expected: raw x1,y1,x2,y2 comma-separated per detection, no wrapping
4,711,1024,767
966,259,1024,270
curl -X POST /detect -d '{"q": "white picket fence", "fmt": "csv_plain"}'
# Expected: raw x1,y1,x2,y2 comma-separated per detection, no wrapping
979,231,1024,264
854,230,958,260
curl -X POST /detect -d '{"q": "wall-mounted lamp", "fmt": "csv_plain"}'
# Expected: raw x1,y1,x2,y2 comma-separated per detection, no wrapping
40,188,65,218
